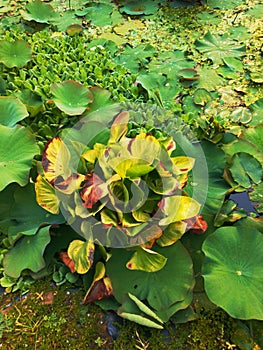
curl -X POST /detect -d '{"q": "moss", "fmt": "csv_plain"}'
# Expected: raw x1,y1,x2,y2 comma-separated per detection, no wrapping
0,279,237,350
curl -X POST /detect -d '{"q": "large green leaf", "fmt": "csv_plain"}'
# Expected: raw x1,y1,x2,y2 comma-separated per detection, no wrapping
0,125,38,191
196,68,225,92
3,226,51,278
206,0,244,10
51,80,93,116
84,2,114,27
249,99,263,126
2,183,65,237
228,152,262,189
120,0,159,15
0,96,28,127
0,40,32,68
106,242,194,322
202,226,263,320
195,32,246,65
21,0,57,23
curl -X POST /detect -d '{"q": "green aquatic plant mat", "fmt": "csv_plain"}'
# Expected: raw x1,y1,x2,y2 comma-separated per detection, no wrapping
0,125,38,191
0,40,32,68
0,96,28,127
202,226,263,320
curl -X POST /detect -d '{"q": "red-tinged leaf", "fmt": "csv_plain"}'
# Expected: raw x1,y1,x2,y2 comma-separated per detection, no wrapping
60,251,76,273
35,174,60,214
68,240,94,274
108,111,129,143
81,173,108,208
185,215,208,234
131,225,163,249
84,277,113,304
42,137,71,182
83,262,113,303
54,173,85,194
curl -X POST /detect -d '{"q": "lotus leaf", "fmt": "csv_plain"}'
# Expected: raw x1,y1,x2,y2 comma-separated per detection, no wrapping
249,183,263,213
231,107,252,124
106,241,194,322
114,44,155,73
0,125,38,191
51,80,93,116
206,0,243,9
21,0,57,23
249,99,263,126
228,152,262,189
3,183,64,237
148,51,195,80
120,0,159,15
0,96,28,127
17,90,44,117
0,40,32,68
247,4,263,18
84,2,114,27
136,73,181,107
193,89,212,106
3,226,51,278
202,226,263,320
51,10,82,32
196,67,225,92
195,32,246,65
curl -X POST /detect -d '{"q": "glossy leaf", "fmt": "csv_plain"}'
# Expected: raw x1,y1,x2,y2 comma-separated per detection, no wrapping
0,125,38,191
0,40,32,68
119,312,163,329
3,226,51,278
128,293,164,324
158,196,201,226
126,247,167,272
229,152,262,188
4,183,64,237
0,96,28,127
42,137,71,182
195,32,246,64
202,226,263,320
84,262,113,303
35,175,60,215
156,222,187,247
21,0,57,23
120,0,159,15
68,240,95,274
51,80,93,116
106,242,194,322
